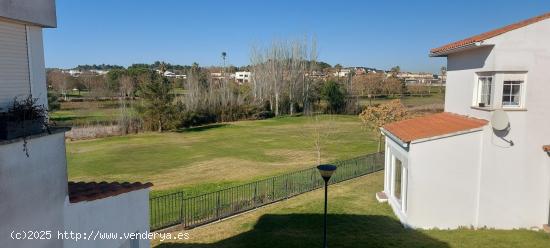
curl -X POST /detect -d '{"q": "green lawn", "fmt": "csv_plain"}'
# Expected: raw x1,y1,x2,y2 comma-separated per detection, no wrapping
154,172,550,248
50,100,136,126
67,115,379,196
359,92,445,108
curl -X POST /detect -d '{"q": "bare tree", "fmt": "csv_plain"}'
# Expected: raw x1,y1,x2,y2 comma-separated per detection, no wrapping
249,37,318,116
303,114,337,165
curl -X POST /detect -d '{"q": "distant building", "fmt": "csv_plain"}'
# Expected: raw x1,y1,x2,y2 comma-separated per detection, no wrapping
354,67,367,75
158,70,186,79
210,72,224,80
306,70,326,79
235,71,251,83
164,70,176,77
333,68,352,77
397,72,438,84
90,69,109,75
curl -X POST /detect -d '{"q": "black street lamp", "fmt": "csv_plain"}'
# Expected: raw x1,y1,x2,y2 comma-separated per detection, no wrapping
317,164,337,248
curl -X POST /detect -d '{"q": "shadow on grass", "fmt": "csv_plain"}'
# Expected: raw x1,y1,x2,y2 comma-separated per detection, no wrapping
156,214,449,248
177,124,229,133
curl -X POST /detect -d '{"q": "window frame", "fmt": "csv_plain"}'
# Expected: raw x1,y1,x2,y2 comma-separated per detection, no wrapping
390,154,407,213
393,158,403,203
473,72,527,110
474,74,495,108
500,72,527,109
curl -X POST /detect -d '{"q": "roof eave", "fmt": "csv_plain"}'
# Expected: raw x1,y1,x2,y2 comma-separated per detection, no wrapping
429,42,491,57
380,127,409,149
381,126,487,148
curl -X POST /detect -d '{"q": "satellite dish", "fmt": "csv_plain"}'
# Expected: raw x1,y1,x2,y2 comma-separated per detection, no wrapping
491,109,509,131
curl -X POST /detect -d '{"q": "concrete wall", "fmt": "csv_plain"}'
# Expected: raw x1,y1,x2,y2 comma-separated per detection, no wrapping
0,0,56,27
406,131,483,229
0,132,67,248
444,18,550,228
64,189,150,248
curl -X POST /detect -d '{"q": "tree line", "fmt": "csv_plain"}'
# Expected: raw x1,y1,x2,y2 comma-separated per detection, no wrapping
46,40,438,133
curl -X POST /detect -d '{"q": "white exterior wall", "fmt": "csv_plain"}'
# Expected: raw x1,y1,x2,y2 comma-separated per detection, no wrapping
443,18,550,229
0,133,67,248
384,131,483,229
407,131,483,229
64,189,150,248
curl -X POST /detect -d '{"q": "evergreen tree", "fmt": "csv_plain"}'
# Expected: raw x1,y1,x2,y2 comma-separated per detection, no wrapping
139,74,175,132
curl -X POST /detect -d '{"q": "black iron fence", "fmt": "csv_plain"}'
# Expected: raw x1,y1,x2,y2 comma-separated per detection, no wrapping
150,152,385,231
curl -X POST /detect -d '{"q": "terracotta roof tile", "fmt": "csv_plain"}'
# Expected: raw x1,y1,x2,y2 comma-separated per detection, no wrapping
68,181,153,203
431,12,550,55
543,145,550,152
382,112,488,143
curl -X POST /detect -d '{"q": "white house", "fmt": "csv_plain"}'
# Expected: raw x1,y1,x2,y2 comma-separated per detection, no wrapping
380,12,550,231
235,71,251,83
333,68,352,77
396,72,437,85
0,1,152,247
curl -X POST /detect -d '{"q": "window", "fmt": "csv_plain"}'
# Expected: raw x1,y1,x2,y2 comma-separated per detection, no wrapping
502,80,523,107
393,158,403,202
476,76,494,107
474,73,527,109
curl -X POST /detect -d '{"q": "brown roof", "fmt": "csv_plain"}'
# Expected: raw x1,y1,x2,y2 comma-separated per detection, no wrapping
382,112,488,143
431,12,550,55
68,181,153,203
543,145,550,152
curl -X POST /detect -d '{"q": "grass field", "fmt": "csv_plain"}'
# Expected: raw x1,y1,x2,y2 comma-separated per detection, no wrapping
359,92,445,108
67,115,379,196
50,100,136,126
153,172,550,248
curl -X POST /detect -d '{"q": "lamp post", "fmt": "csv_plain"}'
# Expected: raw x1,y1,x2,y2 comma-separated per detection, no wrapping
317,164,337,248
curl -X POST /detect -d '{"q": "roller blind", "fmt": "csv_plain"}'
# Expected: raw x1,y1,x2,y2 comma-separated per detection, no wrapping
0,20,30,111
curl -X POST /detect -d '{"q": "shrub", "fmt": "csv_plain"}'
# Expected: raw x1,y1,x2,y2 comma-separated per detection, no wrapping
321,80,346,114
252,111,275,120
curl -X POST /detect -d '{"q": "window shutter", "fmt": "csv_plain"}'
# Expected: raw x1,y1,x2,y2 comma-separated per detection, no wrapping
0,20,30,111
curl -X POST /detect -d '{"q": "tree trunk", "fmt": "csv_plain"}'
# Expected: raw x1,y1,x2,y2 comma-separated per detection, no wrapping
377,134,382,152
275,92,279,116
158,119,162,133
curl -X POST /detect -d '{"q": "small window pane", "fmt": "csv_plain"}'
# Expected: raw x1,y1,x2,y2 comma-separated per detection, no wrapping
478,76,493,106
393,159,403,201
502,80,522,106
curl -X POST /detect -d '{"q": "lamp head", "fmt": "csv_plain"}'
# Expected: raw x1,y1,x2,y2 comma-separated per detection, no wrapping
317,164,337,181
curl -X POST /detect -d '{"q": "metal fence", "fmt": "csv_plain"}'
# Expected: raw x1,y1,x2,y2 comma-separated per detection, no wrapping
150,152,385,231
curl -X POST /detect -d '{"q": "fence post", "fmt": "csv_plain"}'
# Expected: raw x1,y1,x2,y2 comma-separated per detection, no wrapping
272,178,275,201
254,181,258,208
216,191,221,220
285,176,289,200
179,192,185,227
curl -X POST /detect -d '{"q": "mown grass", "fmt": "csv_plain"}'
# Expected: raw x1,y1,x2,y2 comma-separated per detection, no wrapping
154,172,550,248
50,100,136,126
358,91,445,108
66,115,379,196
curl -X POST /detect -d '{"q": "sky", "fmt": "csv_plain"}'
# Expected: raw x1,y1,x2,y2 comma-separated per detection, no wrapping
44,0,550,73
